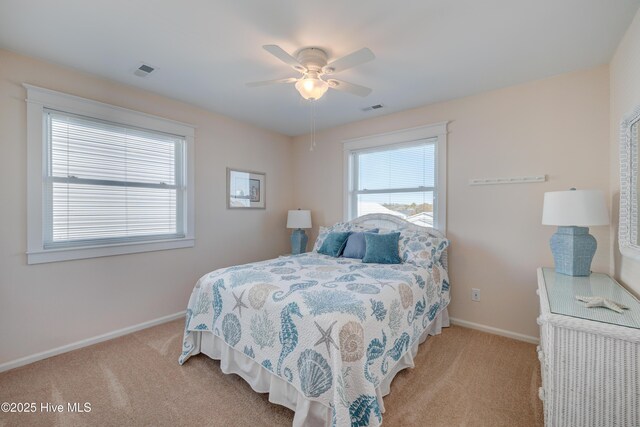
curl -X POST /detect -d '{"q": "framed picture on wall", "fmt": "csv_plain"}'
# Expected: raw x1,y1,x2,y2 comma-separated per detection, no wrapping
227,168,266,209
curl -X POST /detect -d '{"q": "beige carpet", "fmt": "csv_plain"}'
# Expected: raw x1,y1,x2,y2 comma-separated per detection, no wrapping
0,321,543,427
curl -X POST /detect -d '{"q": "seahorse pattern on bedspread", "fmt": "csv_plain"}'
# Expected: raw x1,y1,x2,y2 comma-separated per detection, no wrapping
180,249,449,427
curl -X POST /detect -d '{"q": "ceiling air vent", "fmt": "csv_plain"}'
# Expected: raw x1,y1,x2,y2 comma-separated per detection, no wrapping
134,63,155,78
362,104,384,112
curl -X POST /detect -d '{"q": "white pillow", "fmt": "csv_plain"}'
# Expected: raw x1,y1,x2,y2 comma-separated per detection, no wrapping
312,226,330,252
398,229,449,266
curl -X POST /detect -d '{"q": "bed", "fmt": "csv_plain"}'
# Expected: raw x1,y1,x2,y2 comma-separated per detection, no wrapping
179,214,450,427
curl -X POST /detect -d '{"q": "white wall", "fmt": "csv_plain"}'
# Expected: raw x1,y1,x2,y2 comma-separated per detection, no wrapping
610,8,640,296
0,49,293,365
292,66,611,339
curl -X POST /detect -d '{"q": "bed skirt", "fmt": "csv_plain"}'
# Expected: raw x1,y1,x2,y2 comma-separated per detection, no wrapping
196,307,450,427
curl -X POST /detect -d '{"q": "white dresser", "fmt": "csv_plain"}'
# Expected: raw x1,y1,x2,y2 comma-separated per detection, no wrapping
537,268,640,427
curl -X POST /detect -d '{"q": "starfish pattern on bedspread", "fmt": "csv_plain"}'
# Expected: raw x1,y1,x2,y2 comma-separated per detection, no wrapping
232,290,248,317
314,320,339,355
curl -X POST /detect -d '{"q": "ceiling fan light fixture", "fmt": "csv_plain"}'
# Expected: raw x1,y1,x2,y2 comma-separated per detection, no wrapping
249,45,374,99
295,76,329,100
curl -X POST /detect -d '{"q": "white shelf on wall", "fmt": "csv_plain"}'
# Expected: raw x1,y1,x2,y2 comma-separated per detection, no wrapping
469,175,546,186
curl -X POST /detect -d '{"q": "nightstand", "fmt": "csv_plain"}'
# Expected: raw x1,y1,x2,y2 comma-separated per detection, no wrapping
536,268,640,426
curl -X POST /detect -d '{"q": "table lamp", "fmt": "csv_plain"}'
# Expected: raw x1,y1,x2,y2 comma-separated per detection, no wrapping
287,209,312,254
542,189,609,276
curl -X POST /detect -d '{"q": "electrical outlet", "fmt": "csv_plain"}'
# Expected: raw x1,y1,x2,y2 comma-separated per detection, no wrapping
471,288,481,302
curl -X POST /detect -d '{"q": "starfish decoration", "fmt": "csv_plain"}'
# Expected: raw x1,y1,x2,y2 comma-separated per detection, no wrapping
314,321,339,355
232,290,248,317
575,296,630,314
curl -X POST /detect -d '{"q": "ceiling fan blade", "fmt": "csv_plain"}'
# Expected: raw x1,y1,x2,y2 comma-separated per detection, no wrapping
246,77,298,87
323,48,375,74
263,45,306,71
327,79,372,97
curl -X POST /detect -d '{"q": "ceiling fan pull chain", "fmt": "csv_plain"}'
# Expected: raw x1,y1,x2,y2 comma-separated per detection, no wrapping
312,101,317,149
309,100,316,151
309,101,313,151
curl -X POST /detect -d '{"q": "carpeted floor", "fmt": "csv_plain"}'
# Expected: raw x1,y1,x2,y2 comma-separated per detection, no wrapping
0,321,543,427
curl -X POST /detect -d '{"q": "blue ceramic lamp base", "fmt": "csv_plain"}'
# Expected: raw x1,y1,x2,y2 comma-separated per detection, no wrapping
550,226,597,276
290,229,308,255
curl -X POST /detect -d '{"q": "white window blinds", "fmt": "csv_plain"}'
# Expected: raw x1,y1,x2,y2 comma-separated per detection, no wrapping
352,139,437,227
44,109,185,248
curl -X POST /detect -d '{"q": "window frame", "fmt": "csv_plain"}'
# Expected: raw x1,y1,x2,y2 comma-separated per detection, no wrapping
343,122,448,232
26,84,195,264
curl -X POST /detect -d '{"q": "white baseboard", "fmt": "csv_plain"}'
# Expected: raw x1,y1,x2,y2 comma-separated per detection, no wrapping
449,317,539,344
0,310,186,373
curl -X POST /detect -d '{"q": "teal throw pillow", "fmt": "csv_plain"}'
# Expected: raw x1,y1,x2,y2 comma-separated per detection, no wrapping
362,232,402,264
318,231,351,257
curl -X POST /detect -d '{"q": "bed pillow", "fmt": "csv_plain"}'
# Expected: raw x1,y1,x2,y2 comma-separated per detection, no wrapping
362,232,402,264
432,238,450,263
313,226,330,252
312,222,369,252
342,229,379,259
399,230,450,267
318,231,352,257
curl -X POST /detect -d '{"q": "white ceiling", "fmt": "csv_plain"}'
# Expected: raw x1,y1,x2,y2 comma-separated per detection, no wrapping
1,0,638,136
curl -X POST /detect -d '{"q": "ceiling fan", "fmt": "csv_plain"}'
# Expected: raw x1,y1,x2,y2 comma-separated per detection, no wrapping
247,45,375,100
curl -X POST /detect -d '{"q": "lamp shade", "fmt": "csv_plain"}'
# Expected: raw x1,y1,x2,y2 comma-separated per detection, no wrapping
295,77,328,100
542,189,609,226
287,210,312,229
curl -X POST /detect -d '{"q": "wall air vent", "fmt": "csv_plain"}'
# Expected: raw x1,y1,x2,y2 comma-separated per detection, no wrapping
134,63,155,78
362,104,384,112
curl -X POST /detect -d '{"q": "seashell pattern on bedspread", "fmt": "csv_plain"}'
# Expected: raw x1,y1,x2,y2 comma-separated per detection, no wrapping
180,252,450,427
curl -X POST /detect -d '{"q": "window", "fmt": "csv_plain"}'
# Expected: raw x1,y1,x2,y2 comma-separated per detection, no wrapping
26,85,195,264
343,123,447,230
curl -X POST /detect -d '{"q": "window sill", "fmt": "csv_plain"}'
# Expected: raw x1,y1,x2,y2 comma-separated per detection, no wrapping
27,238,195,264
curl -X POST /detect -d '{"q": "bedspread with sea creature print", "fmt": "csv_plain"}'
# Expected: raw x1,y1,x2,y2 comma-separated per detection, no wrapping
180,252,449,427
